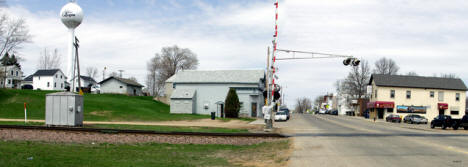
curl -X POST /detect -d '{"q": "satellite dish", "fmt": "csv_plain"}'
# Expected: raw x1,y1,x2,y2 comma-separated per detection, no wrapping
60,1,83,29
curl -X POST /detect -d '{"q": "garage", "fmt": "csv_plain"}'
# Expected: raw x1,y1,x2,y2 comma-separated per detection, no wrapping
170,89,196,114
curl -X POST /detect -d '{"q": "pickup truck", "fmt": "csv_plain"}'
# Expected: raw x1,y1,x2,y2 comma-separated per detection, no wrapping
430,115,463,130
459,115,468,130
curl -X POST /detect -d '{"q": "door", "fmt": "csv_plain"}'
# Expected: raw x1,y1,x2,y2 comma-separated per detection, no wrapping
251,103,257,117
377,108,384,119
220,104,224,118
439,109,445,115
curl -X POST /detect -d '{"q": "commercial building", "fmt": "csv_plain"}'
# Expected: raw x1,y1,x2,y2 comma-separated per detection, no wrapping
167,70,265,118
368,74,467,120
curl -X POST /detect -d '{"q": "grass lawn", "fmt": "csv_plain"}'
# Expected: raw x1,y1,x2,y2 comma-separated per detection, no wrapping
0,140,290,167
0,121,249,133
0,89,209,121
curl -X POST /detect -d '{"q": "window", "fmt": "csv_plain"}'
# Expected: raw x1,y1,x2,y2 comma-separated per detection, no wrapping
120,86,123,88
375,90,378,98
7,79,10,84
406,91,411,99
390,90,395,98
16,71,18,76
451,110,459,115
173,84,176,88
38,76,40,80
60,75,62,79
47,82,50,87
10,70,13,75
430,91,434,98
61,83,63,88
55,74,57,78
438,91,444,102
456,93,460,101
54,82,56,87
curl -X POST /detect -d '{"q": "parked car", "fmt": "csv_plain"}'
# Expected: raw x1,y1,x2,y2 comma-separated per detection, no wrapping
330,110,338,115
279,108,290,120
386,114,401,123
274,112,287,121
430,115,461,130
459,115,468,130
403,114,428,124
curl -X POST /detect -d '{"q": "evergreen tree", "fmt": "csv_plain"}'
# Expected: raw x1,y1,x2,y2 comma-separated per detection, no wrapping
10,54,20,69
224,88,240,118
0,53,10,66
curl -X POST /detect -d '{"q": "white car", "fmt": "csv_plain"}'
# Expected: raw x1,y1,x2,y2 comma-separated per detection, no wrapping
275,112,288,121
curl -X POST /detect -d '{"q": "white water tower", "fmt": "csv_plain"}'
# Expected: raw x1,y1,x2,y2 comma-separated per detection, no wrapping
60,0,83,92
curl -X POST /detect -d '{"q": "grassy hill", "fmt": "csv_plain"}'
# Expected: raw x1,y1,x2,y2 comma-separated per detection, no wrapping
0,89,208,121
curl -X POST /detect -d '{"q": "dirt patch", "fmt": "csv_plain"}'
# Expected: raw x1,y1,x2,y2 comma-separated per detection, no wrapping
0,129,286,145
89,110,112,117
212,139,293,167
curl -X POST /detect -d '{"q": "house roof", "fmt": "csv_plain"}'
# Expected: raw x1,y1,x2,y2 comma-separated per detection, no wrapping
99,76,144,87
165,74,177,83
32,69,62,76
172,69,264,84
23,75,33,81
369,74,468,91
80,75,96,83
170,89,196,99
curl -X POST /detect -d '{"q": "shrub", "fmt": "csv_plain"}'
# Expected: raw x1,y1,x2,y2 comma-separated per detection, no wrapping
224,88,240,118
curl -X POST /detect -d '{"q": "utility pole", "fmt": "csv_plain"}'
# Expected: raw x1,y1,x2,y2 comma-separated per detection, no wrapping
74,36,83,95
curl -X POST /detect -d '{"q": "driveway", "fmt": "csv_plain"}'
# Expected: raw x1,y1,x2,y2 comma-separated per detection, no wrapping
275,114,468,167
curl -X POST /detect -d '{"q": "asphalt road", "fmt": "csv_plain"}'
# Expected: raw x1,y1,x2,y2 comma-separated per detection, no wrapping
276,114,468,167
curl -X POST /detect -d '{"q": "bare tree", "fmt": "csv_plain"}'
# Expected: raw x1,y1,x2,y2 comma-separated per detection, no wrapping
128,76,138,82
295,97,312,114
145,45,198,97
439,73,458,78
109,71,119,77
85,67,98,79
158,45,199,81
0,13,31,56
373,57,399,75
343,60,371,100
37,48,61,70
146,55,164,97
406,71,418,76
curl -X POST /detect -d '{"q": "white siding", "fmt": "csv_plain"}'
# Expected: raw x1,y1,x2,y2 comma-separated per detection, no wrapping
174,83,264,117
33,71,66,91
170,99,193,114
100,79,127,94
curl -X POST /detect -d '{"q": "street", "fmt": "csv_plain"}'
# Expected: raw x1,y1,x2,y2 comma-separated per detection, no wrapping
276,114,468,167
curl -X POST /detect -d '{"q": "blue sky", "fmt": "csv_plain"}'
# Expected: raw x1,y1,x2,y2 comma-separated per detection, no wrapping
3,0,468,108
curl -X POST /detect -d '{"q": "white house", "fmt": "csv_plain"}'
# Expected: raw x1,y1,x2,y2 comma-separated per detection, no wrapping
0,65,23,89
99,76,143,96
32,69,67,91
167,69,265,118
73,75,97,92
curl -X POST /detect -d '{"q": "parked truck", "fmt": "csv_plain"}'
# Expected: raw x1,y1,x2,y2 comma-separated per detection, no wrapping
430,115,468,130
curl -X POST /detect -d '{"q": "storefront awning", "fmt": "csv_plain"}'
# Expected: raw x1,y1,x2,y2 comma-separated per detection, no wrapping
367,101,394,109
437,103,448,110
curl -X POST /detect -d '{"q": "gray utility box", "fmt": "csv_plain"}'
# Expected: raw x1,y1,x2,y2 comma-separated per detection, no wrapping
45,92,83,126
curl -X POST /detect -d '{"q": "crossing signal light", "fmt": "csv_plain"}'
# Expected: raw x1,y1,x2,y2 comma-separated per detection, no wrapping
343,58,360,66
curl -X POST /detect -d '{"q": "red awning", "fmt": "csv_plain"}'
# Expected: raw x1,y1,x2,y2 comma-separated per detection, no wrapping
367,101,395,109
437,103,448,110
